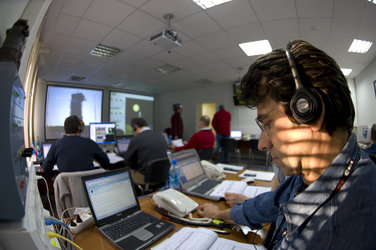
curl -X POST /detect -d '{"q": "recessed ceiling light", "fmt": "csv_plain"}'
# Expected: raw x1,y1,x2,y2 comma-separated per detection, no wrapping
90,44,121,58
348,39,373,53
341,68,352,76
192,0,231,9
155,64,181,74
239,40,272,56
70,75,86,81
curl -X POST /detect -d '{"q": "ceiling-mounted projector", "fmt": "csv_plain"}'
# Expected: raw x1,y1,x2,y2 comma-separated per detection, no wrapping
150,13,182,51
150,29,182,50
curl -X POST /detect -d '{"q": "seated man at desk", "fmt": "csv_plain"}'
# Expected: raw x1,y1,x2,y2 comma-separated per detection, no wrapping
171,115,215,153
124,117,168,185
364,123,376,155
43,115,110,178
198,40,376,249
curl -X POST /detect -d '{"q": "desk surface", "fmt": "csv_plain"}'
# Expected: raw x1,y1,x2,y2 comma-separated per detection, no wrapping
73,172,279,249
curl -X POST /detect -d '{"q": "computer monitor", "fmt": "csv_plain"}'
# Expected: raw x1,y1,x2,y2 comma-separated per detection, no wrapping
357,125,371,144
116,137,131,155
230,130,242,139
89,122,117,145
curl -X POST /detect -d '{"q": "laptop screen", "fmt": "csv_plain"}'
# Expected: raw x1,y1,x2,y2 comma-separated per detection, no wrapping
83,169,138,222
117,137,131,154
42,142,53,159
169,149,205,185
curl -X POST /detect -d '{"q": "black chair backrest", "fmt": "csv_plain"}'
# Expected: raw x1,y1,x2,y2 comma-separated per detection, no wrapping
144,157,171,184
368,153,376,164
220,138,238,153
198,148,213,161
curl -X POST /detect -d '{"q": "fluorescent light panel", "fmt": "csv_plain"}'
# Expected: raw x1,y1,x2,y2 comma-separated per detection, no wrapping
155,64,181,74
368,0,376,4
192,0,231,9
341,68,352,76
90,44,121,58
348,39,373,53
239,40,272,56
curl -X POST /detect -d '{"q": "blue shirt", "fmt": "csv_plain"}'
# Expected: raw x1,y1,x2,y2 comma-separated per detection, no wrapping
43,135,110,178
231,135,376,249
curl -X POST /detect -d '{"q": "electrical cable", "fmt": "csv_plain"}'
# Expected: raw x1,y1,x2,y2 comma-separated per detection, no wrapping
46,232,83,250
37,175,56,218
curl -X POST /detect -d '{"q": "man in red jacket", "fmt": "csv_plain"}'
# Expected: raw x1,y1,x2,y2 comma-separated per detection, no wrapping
212,105,231,163
171,115,215,153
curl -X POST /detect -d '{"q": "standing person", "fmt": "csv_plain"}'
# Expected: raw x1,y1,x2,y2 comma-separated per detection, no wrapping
43,115,110,178
171,103,184,139
171,115,215,152
212,105,231,163
198,40,376,249
124,117,168,185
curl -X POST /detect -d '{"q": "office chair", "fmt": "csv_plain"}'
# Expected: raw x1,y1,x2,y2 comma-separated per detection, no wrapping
53,168,106,217
198,148,214,161
140,157,171,195
220,138,241,164
248,139,269,169
368,153,376,164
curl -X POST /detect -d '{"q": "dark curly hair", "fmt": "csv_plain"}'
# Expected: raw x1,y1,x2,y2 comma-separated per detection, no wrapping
240,40,354,136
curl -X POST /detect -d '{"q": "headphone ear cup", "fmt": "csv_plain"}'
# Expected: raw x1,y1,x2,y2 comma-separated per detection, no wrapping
290,88,322,125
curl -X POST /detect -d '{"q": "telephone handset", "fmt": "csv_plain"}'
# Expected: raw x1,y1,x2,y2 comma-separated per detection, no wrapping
201,160,226,180
153,188,198,217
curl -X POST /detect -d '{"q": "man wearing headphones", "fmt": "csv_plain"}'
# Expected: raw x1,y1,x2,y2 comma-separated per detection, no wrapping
43,115,110,178
198,40,376,249
124,117,168,185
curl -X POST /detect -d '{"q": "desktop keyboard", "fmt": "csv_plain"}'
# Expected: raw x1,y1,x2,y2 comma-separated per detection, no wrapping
103,212,155,240
191,179,220,194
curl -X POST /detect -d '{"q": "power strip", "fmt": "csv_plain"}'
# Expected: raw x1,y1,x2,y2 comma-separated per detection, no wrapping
67,207,94,234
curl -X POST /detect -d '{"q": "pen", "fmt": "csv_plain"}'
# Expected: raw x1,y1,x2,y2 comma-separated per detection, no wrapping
244,173,256,177
223,167,237,172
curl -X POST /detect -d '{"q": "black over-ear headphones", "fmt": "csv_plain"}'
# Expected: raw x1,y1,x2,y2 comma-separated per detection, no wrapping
286,42,322,125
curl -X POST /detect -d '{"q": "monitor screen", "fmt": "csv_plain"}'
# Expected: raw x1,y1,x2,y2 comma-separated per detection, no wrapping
45,85,103,140
110,91,154,136
42,142,53,159
230,130,242,138
89,123,116,144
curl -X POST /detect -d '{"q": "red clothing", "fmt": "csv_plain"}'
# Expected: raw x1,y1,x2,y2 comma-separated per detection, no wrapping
175,129,215,152
212,109,231,135
171,112,184,138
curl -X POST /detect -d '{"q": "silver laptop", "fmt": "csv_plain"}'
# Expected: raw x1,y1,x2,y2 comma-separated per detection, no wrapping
169,149,222,201
117,137,131,155
82,168,174,250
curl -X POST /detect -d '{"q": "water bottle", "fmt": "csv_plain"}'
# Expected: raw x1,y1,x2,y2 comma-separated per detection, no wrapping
169,159,180,189
36,136,42,161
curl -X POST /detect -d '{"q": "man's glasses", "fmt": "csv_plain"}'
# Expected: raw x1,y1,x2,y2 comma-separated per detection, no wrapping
255,106,278,135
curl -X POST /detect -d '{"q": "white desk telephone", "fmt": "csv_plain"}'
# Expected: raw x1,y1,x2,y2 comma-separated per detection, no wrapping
153,188,198,217
201,160,226,180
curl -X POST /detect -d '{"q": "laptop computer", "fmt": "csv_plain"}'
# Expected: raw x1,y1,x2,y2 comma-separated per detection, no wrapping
116,137,131,155
169,149,222,201
82,168,174,250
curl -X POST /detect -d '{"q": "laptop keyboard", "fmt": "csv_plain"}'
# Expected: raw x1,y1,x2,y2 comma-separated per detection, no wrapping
103,212,155,240
191,179,220,194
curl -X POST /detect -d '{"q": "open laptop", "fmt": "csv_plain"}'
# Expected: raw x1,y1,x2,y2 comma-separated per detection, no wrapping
169,149,222,201
116,137,131,155
82,168,174,250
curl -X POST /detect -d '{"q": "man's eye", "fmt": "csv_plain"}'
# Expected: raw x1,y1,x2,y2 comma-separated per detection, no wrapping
263,121,272,130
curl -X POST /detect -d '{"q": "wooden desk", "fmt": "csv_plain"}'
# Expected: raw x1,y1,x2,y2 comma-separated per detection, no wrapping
74,172,279,249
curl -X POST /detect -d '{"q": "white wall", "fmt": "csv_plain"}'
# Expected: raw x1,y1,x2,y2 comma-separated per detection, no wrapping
354,55,376,127
156,84,259,140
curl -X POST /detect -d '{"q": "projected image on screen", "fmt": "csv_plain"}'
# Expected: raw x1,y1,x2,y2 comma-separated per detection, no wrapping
45,86,103,140
110,92,154,135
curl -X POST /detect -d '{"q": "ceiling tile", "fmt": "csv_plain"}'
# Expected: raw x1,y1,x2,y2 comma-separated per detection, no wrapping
54,14,80,36
102,29,141,51
250,0,296,21
61,0,92,17
84,0,135,27
196,30,234,50
73,19,113,42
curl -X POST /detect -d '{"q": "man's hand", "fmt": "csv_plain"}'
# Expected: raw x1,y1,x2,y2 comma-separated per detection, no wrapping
198,203,220,218
224,192,249,207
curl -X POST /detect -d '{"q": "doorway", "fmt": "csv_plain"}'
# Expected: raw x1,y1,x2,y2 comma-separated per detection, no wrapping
196,103,216,131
